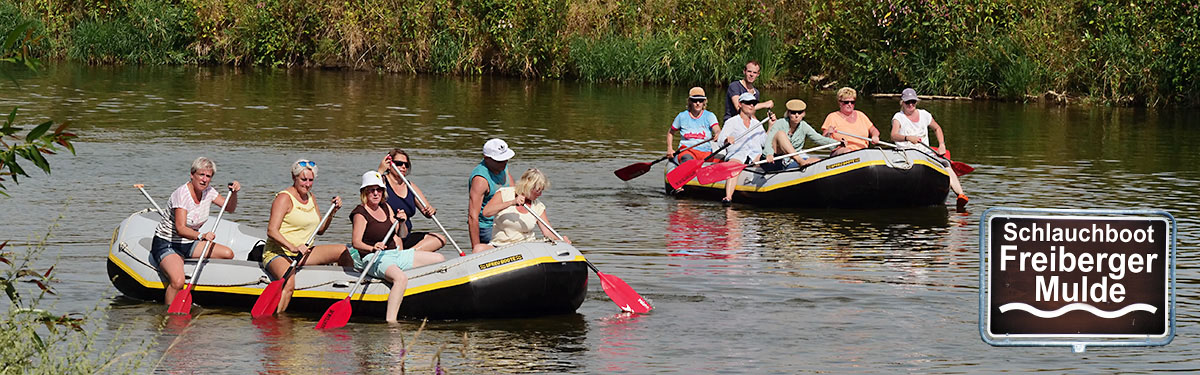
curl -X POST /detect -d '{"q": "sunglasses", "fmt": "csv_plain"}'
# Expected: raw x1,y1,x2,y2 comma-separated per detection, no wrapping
689,98,706,103
297,160,317,168
904,100,917,105
788,110,805,115
393,160,410,168
366,186,385,193
840,100,855,105
742,101,759,106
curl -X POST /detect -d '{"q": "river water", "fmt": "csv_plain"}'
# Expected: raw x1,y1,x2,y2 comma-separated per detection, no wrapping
1,64,1198,373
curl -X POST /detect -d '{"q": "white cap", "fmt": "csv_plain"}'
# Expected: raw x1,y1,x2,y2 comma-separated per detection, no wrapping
360,170,386,190
482,138,515,161
738,92,758,103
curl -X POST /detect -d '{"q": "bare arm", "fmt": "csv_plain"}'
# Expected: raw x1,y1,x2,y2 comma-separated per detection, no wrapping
929,118,948,154
172,208,206,242
889,118,906,142
481,190,523,217
467,176,488,247
666,129,676,157
211,181,241,213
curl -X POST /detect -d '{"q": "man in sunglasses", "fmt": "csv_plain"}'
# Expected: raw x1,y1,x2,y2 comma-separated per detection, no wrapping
723,60,774,121
667,87,721,163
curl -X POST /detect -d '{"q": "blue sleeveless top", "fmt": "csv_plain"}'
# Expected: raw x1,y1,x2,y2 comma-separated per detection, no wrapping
469,160,509,229
383,178,416,237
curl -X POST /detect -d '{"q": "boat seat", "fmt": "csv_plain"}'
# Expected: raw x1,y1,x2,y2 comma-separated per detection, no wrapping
247,240,266,262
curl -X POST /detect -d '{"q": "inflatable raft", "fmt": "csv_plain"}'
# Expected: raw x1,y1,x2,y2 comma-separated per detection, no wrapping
107,210,589,319
666,147,951,208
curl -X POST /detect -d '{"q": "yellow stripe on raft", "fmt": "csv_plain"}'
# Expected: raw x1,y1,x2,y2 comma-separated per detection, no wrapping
108,252,587,302
688,158,949,192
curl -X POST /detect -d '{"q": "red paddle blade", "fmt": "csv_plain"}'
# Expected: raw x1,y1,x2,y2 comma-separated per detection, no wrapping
667,159,703,189
696,161,746,185
951,161,974,176
167,284,193,315
251,280,285,318
595,271,652,314
614,162,653,181
315,298,352,329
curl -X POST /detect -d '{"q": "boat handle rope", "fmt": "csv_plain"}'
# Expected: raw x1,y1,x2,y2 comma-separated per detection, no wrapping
119,242,351,289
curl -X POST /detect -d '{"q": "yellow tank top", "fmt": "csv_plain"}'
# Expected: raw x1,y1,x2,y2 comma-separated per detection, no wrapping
271,190,319,255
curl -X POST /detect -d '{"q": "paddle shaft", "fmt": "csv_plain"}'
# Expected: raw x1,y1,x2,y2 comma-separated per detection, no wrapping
388,164,465,256
836,130,897,148
345,219,401,301
133,184,168,220
281,205,336,279
668,135,716,160
752,143,840,166
184,187,233,286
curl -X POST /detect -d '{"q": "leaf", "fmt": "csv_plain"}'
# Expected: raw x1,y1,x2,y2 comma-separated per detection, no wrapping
2,21,31,52
25,120,53,143
5,282,19,306
42,265,53,278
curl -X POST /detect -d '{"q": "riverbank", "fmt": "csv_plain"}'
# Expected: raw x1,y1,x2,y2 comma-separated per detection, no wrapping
3,0,1196,106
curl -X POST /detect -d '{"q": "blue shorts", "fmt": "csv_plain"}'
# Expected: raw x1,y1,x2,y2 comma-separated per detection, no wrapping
478,226,493,245
354,249,416,279
151,236,196,265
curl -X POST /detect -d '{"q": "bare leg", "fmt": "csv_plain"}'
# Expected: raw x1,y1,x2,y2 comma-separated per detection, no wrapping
306,244,353,266
191,239,235,259
383,266,409,323
949,169,965,196
159,254,186,306
408,233,446,252
264,257,294,313
472,243,494,253
413,251,445,267
723,177,736,202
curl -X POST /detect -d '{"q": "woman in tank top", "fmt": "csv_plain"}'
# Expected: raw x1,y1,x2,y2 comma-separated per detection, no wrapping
476,168,570,252
263,159,352,314
376,148,447,253
889,88,969,212
349,171,445,322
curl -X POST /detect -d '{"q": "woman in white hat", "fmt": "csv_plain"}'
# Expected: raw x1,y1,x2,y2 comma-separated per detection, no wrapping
890,88,969,212
350,171,445,322
262,159,351,313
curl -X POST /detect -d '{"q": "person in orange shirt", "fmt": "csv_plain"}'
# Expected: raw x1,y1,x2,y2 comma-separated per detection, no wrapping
821,87,880,155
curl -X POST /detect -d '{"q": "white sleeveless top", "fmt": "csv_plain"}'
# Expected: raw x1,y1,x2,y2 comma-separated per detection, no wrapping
892,109,932,149
489,187,546,247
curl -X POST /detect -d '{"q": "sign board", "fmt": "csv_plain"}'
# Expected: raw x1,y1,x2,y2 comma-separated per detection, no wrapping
980,208,1176,352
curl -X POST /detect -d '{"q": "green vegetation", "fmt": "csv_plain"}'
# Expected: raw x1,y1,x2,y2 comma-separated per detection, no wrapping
2,0,1198,106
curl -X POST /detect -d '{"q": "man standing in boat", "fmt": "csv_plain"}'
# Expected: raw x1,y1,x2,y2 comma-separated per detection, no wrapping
468,138,516,253
668,87,721,163
724,60,774,121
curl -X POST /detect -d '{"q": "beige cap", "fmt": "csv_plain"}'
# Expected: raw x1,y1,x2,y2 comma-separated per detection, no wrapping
688,87,706,100
786,99,807,112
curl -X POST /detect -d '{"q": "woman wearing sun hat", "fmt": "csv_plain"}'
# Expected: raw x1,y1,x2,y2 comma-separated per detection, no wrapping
762,99,841,171
349,170,445,322
667,87,721,163
262,159,352,313
890,88,969,212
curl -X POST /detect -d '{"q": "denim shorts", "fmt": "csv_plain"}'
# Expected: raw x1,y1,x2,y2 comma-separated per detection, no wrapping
151,236,196,265
478,226,493,244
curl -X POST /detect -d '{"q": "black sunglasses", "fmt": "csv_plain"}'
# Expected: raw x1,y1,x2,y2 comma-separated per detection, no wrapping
689,98,706,103
392,160,410,168
840,100,855,105
904,100,917,105
742,101,759,106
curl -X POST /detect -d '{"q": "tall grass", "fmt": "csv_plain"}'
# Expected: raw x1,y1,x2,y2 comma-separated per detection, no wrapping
5,0,1200,106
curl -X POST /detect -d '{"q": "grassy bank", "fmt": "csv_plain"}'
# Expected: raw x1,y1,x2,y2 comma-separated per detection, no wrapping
3,0,1197,106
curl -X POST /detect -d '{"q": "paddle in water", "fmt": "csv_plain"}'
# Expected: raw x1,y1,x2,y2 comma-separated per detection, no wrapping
614,136,713,181
388,163,466,256
694,143,840,185
315,219,401,329
167,185,234,316
251,205,336,318
523,204,652,314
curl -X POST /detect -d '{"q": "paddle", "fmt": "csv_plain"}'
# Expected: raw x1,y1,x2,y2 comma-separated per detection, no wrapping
836,131,974,176
133,184,168,220
667,127,759,190
167,184,234,316
250,205,336,318
387,163,466,257
614,136,713,181
522,203,652,314
695,142,840,185
315,219,401,329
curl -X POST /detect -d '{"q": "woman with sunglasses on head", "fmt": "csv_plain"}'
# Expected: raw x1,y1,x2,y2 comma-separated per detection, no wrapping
890,88,969,212
152,157,241,306
667,87,721,163
821,87,880,156
376,149,447,253
350,171,445,322
262,159,352,313
475,168,569,252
